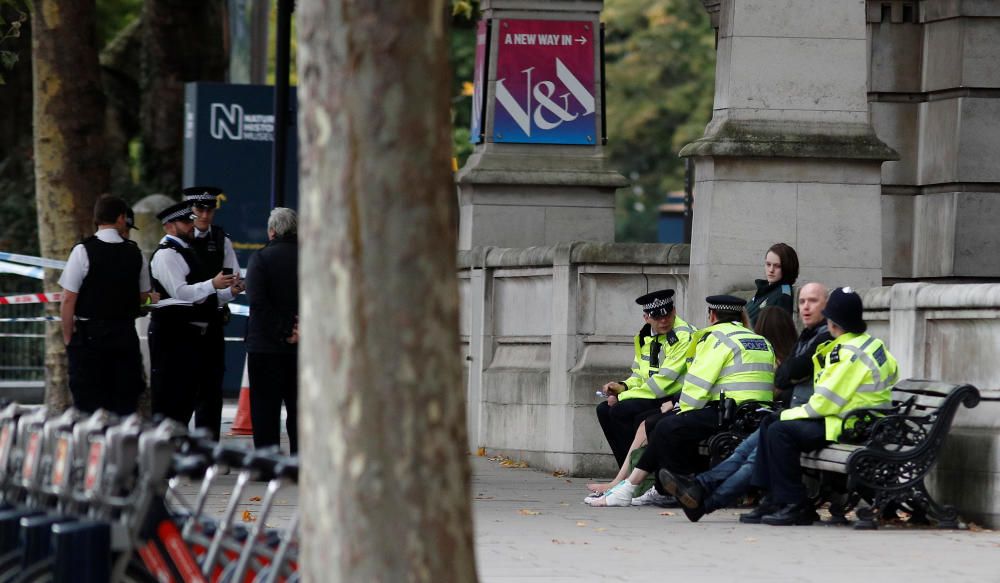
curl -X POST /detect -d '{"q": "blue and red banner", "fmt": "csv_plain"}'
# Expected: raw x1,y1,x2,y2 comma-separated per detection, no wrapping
493,19,597,145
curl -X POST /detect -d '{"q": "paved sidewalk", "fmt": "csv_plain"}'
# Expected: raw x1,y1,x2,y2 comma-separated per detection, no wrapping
471,456,1000,583
198,404,1000,581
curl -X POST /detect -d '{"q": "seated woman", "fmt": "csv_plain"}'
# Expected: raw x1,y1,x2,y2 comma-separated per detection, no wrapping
586,400,675,505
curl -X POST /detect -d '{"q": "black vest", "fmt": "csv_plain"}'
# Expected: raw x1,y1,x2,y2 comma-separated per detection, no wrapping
75,237,142,320
150,238,219,322
188,225,228,275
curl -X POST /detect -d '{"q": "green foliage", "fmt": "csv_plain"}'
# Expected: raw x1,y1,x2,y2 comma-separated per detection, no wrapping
95,0,141,48
450,0,479,167
603,0,715,241
0,0,27,85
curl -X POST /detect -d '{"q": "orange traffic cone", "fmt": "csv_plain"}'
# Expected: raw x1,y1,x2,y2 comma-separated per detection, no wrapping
229,357,253,436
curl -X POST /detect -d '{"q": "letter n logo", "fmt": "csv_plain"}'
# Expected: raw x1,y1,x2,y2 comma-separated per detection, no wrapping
210,103,244,140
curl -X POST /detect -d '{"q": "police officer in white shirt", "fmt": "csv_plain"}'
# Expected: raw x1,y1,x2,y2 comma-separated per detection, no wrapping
59,195,152,415
148,200,244,439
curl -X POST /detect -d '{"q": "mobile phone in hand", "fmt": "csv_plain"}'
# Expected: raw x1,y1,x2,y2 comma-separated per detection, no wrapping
222,268,233,276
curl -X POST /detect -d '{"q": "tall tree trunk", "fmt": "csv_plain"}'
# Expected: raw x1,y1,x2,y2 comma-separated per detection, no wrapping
32,0,110,410
139,0,227,195
297,1,478,581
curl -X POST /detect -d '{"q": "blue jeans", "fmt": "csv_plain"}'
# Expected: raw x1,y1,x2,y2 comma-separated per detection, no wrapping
696,429,759,511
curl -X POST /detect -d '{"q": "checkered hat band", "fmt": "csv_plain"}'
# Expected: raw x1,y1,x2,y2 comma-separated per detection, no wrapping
185,193,217,202
161,208,191,223
643,298,673,311
708,303,743,312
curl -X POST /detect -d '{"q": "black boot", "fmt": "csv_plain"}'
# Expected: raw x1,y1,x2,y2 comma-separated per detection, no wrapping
739,497,779,524
761,501,816,526
658,469,704,510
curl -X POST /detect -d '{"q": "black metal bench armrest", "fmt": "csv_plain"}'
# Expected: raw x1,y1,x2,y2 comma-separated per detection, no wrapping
838,403,906,445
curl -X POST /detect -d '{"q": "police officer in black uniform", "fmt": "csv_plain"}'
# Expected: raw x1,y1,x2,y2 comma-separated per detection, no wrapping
59,195,150,414
184,186,242,438
149,200,242,439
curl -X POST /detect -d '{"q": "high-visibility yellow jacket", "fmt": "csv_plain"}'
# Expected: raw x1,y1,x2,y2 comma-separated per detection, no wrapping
618,317,695,401
780,331,898,441
678,321,775,412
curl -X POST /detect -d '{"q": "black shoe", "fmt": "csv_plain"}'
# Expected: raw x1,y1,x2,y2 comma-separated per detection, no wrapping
761,502,816,526
657,469,704,510
739,498,779,524
682,504,706,523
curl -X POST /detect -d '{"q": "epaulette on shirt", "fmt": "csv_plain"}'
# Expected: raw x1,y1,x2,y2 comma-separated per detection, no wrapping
829,346,841,364
665,329,679,346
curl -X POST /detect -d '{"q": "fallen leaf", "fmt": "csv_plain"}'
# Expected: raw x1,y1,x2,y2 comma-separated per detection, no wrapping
565,479,572,484
242,510,257,522
552,469,568,478
659,511,674,516
576,521,587,527
551,539,564,544
559,502,570,507
500,459,529,468
518,509,541,516
249,496,262,502
474,495,495,500
477,447,487,457
594,527,607,532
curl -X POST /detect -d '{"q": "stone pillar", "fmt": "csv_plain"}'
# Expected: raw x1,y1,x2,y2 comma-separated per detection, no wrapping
681,0,897,322
456,0,627,250
871,1,1000,280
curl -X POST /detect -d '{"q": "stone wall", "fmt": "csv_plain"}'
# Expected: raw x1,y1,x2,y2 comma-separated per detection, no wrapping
459,243,689,475
860,283,1000,527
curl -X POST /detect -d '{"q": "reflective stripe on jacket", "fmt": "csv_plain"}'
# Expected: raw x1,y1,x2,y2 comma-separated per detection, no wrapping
678,321,775,412
619,316,696,401
779,332,898,441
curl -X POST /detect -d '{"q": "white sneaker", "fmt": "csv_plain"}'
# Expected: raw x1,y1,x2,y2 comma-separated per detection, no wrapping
630,487,676,507
586,480,635,507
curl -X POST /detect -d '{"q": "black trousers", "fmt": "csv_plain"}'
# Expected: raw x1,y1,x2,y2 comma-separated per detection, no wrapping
247,351,298,454
596,397,667,467
750,416,828,505
66,320,142,416
636,406,719,476
149,317,225,440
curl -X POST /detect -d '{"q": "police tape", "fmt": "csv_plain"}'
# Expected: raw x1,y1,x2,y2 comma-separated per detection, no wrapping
0,292,63,305
0,261,44,280
0,252,67,270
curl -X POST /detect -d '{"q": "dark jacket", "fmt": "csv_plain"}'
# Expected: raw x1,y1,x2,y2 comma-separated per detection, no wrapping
245,235,298,354
774,323,831,408
746,279,793,326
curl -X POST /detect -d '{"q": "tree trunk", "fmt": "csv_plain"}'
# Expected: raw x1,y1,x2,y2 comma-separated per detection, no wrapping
31,0,110,410
297,1,478,581
139,0,227,195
